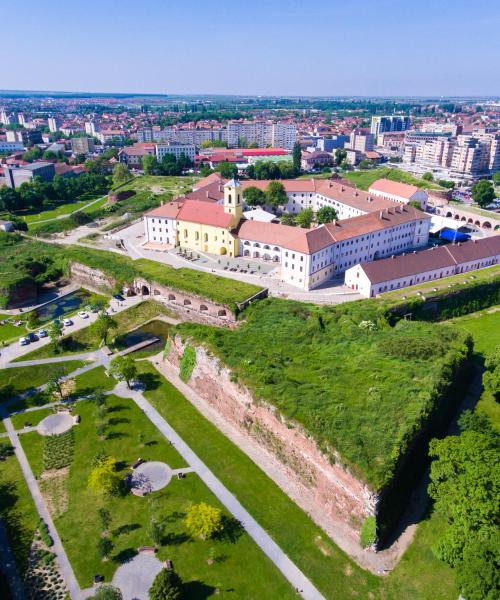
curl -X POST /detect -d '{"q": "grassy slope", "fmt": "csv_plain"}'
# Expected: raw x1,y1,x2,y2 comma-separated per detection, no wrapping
20,395,295,597
173,298,470,490
0,315,27,344
139,361,457,600
344,167,443,191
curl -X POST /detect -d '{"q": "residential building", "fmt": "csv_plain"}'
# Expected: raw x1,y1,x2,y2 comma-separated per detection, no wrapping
376,131,406,151
346,130,375,153
6,129,43,146
85,121,97,136
0,140,25,152
48,117,60,133
155,143,196,163
227,121,296,149
371,115,410,136
301,150,333,170
345,236,500,297
317,136,349,151
4,162,55,188
118,143,155,168
70,136,95,155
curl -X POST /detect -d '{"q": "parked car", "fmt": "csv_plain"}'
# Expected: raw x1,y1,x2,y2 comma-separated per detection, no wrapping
19,337,30,346
63,318,73,326
38,329,48,338
78,311,89,319
27,332,39,342
113,294,125,302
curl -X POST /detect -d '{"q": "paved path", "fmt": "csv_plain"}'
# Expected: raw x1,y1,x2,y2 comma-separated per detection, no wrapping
28,194,108,225
112,381,325,600
4,417,82,600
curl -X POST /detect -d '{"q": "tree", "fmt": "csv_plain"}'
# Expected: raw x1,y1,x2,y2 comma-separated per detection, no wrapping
148,518,163,547
112,163,132,187
185,502,223,540
92,584,123,600
215,161,238,179
295,208,314,229
243,186,266,207
493,171,500,185
422,172,434,181
98,508,112,534
110,356,137,389
91,312,117,346
49,320,64,353
292,142,302,174
472,179,496,207
89,294,107,312
0,187,21,212
316,206,338,224
335,148,347,166
88,456,122,497
149,569,183,600
280,213,296,226
46,369,67,401
428,428,499,599
92,389,107,408
142,154,159,175
265,181,287,209
97,537,113,561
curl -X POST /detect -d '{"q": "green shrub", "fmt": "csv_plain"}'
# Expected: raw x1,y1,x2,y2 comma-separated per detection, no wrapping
360,516,377,548
179,345,196,382
43,430,74,470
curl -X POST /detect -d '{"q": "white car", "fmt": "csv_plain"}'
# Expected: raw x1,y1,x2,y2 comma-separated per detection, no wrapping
38,329,48,338
63,318,73,326
78,311,89,319
19,337,30,346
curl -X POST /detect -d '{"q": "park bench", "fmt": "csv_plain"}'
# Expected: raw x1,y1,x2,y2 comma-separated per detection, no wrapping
131,458,144,470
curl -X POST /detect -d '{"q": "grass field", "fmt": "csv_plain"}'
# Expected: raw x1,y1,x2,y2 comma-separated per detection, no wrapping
23,196,101,224
344,167,443,191
113,174,200,197
138,361,458,600
0,314,27,344
20,394,295,597
0,361,86,405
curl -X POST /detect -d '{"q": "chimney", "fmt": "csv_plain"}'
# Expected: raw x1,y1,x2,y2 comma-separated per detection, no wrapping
341,186,345,192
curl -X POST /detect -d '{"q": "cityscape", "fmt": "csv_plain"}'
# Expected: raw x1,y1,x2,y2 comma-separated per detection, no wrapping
0,2,499,600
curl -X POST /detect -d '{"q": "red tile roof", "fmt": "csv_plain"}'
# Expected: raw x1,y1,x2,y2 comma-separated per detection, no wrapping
368,179,422,199
177,199,234,228
145,201,184,219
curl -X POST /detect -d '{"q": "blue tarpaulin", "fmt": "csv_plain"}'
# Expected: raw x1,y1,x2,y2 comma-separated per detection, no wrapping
439,228,471,242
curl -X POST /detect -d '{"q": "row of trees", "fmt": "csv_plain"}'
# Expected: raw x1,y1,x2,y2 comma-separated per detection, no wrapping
142,153,193,177
0,172,109,212
246,160,298,180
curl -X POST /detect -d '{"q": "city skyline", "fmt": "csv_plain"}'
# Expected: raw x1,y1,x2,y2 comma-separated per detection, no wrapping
4,0,500,96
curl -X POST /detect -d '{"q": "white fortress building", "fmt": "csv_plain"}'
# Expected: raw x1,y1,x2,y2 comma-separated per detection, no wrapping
143,174,432,291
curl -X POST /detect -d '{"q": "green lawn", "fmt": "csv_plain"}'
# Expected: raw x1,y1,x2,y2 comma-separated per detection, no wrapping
113,174,200,197
16,301,173,361
19,193,102,224
138,361,458,600
0,452,40,575
10,406,54,430
0,314,27,344
344,167,443,191
20,394,295,597
0,361,86,405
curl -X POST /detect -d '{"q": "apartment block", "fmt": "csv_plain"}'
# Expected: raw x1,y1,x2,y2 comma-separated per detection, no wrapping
370,115,410,136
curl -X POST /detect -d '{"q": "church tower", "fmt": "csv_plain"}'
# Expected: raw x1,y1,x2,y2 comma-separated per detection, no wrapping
223,179,243,226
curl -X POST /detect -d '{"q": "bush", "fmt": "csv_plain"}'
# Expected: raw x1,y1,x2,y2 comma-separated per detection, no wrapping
149,569,183,600
360,516,377,548
38,519,54,547
185,502,223,540
179,345,196,382
43,430,74,470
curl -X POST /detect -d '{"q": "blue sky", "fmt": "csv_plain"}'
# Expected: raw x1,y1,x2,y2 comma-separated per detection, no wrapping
3,0,500,96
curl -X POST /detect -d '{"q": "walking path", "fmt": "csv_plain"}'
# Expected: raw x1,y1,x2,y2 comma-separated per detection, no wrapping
28,194,108,225
3,417,82,600
112,381,325,600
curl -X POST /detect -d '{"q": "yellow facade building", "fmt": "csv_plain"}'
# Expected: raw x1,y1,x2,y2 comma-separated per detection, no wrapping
177,179,242,257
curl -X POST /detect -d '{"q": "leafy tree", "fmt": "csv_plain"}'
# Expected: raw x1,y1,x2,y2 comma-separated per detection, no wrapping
472,179,496,207
149,569,183,600
97,537,114,561
280,213,296,226
49,320,64,353
148,518,163,547
112,163,132,187
0,187,21,211
335,148,347,166
91,312,117,346
185,502,223,540
428,428,499,599
92,584,123,600
88,456,122,497
142,154,158,175
438,179,455,189
316,206,338,224
92,389,107,408
215,161,238,179
89,294,107,312
243,186,266,207
110,356,137,389
422,172,434,181
265,181,287,209
97,507,112,534
292,142,302,173
295,208,314,228
493,171,500,185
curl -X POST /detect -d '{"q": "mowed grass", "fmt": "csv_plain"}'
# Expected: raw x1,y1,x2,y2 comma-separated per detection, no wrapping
20,394,295,597
344,167,443,191
16,301,174,360
0,314,27,343
138,361,458,600
114,174,200,197
20,192,102,224
0,452,40,574
0,361,86,405
10,406,53,430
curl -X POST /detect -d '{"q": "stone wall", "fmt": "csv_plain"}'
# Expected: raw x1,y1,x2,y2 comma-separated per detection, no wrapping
69,262,116,294
167,335,378,545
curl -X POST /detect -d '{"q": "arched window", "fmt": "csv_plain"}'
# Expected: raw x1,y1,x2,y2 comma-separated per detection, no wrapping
204,233,208,242
195,231,199,240
228,194,232,204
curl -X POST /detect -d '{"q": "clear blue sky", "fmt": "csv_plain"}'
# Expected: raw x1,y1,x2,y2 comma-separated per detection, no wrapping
4,0,500,96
